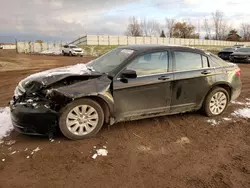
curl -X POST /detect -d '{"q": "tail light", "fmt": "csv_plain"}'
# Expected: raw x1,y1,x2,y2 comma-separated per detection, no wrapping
235,68,241,77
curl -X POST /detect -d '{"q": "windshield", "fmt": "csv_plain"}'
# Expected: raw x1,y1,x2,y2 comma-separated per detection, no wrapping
236,48,250,52
70,45,77,48
223,48,234,51
87,48,135,73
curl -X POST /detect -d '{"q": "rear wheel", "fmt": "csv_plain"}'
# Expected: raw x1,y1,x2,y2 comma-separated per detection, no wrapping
59,99,104,140
62,51,66,56
69,51,72,56
203,87,229,117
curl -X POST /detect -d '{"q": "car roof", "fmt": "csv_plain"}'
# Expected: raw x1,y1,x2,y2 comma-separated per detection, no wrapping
118,44,206,54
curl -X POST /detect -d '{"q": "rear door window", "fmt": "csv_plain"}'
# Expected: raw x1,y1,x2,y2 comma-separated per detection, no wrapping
174,51,204,71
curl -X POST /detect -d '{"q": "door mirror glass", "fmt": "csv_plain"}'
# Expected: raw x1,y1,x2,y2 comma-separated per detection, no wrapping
121,69,137,79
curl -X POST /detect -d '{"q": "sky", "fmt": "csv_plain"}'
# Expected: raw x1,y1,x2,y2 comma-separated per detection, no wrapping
0,0,249,43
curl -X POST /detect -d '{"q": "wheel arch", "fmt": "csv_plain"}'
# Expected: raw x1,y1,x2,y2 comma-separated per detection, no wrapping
80,95,114,124
202,82,232,105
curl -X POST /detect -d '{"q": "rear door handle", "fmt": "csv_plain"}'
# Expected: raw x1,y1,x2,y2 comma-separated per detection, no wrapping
201,70,211,75
158,76,170,80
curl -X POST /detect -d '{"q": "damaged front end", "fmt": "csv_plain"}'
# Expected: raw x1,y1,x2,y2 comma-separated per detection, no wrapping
9,68,114,137
10,79,63,137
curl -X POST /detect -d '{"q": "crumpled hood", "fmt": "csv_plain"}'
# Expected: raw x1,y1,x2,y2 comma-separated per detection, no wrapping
20,64,101,89
231,52,250,56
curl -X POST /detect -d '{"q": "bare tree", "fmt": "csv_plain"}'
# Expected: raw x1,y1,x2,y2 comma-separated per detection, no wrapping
125,16,142,36
140,18,161,37
241,23,250,41
165,18,176,37
172,22,199,39
202,17,212,39
211,10,226,40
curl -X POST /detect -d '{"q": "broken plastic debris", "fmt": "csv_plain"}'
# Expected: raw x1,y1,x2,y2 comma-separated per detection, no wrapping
33,147,41,152
26,156,30,159
93,146,96,148
24,148,28,151
223,117,232,121
50,139,54,142
31,152,34,155
103,146,107,149
92,153,98,159
27,99,33,103
10,151,16,155
5,140,16,146
2,159,5,162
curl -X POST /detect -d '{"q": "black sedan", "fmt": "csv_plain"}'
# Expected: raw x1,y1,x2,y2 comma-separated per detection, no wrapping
218,47,236,60
10,45,242,140
230,47,250,63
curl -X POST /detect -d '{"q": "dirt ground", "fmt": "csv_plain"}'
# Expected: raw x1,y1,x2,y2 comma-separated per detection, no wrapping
0,50,250,188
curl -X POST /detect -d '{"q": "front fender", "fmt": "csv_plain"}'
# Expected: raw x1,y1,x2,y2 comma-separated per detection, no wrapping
53,75,114,114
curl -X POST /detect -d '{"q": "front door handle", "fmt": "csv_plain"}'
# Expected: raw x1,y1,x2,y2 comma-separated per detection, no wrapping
201,70,211,75
158,76,170,80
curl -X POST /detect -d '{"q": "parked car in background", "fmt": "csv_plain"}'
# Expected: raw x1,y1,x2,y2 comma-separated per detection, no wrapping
218,47,237,60
233,44,246,49
0,45,3,49
230,47,250,63
10,45,242,140
62,44,84,56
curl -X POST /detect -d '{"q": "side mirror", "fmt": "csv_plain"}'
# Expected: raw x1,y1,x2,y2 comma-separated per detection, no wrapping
121,69,137,79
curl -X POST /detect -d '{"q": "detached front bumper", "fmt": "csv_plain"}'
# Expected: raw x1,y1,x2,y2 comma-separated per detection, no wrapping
10,101,58,136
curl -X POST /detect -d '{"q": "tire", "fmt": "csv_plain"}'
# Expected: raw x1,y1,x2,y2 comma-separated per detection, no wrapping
59,98,104,140
62,51,66,56
203,87,229,117
69,51,72,56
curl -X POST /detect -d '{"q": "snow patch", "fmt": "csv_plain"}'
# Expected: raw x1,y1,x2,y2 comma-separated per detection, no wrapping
232,108,250,118
39,47,62,55
176,137,190,144
207,119,218,126
5,140,16,146
96,149,108,156
92,146,108,159
137,145,151,152
0,107,13,141
24,64,91,83
231,101,244,105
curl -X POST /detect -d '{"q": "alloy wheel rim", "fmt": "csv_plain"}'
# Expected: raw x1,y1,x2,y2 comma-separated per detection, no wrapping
66,105,99,135
209,92,227,115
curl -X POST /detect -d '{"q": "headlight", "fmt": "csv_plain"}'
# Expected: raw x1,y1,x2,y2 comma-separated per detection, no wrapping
14,82,26,97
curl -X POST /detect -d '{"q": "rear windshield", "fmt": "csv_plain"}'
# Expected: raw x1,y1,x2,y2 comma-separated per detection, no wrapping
236,48,250,52
223,48,234,51
208,53,228,67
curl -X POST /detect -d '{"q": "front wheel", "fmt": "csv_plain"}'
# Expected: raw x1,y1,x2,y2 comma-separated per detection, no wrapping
59,98,104,140
203,87,229,117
